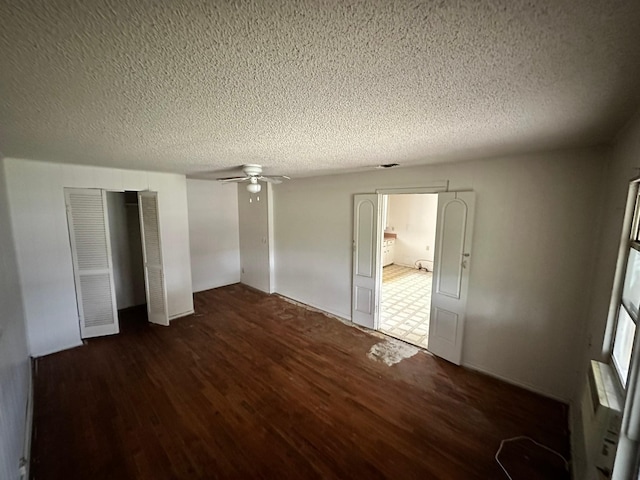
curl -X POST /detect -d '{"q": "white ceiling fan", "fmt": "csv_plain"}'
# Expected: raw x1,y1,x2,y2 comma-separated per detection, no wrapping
216,164,290,193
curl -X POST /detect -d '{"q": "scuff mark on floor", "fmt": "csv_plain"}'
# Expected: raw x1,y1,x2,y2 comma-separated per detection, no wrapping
367,338,419,366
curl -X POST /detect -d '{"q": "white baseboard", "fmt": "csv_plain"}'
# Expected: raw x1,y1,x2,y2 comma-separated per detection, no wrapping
463,361,568,403
393,262,416,269
192,279,241,294
33,340,84,358
169,310,195,321
273,292,350,323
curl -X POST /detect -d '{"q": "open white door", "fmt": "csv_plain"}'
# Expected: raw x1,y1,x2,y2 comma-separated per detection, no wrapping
429,191,475,365
65,188,119,339
352,194,381,329
138,191,169,326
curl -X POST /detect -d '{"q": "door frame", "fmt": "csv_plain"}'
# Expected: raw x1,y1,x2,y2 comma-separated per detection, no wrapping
373,183,449,338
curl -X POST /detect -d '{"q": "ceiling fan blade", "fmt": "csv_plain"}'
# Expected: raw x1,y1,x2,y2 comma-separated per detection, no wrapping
258,176,281,184
217,176,250,183
258,175,290,184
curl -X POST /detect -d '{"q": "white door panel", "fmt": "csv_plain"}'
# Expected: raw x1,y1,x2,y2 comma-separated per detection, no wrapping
139,191,169,326
352,194,380,329
429,192,475,364
65,188,119,338
432,307,459,345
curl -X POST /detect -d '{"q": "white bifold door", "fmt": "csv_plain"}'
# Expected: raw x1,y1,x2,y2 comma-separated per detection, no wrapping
66,188,169,339
428,192,475,365
138,191,169,326
65,188,119,338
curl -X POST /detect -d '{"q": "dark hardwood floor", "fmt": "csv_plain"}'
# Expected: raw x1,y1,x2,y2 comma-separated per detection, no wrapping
31,284,570,479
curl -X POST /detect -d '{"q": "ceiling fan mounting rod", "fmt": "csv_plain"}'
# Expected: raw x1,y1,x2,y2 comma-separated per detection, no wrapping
243,164,263,176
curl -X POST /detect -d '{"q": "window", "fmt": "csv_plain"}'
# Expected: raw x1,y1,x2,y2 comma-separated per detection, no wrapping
612,184,640,387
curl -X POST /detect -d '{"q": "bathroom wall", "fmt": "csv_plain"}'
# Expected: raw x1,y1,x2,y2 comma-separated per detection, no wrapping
386,193,438,270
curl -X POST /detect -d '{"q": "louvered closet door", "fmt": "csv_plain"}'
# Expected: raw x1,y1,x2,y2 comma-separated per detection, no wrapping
65,188,119,338
138,191,169,326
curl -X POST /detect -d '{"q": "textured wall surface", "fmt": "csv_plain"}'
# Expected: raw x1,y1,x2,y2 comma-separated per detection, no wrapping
187,179,240,292
1,0,640,177
0,159,30,480
238,182,273,293
386,193,438,269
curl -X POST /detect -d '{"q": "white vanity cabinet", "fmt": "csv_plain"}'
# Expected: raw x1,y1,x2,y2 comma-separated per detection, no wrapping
382,238,395,267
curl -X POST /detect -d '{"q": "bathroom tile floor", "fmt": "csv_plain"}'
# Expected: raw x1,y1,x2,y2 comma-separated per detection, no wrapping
379,264,432,349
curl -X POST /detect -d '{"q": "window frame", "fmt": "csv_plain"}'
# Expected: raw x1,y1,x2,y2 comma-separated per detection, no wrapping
606,179,640,480
609,180,640,390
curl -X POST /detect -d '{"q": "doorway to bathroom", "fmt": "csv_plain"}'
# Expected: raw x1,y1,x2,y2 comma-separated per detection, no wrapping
378,194,437,349
352,187,475,364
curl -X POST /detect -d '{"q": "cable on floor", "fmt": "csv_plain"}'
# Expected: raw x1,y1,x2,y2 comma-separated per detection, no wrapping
495,436,569,480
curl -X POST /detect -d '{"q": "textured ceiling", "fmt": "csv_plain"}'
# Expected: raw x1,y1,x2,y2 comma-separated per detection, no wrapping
2,0,640,178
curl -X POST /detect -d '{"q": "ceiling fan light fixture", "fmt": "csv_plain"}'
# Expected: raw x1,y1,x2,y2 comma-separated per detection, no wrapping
216,164,288,191
247,182,261,194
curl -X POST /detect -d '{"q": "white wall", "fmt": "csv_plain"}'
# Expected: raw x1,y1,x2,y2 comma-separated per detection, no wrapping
386,194,438,269
4,158,194,357
574,113,640,479
187,179,240,292
106,192,145,309
0,158,30,480
238,183,273,293
274,148,605,401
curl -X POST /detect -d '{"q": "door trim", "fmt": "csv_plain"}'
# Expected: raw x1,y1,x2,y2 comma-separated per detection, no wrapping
376,181,449,195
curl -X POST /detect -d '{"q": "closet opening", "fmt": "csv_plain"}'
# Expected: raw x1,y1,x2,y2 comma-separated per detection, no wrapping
106,191,147,320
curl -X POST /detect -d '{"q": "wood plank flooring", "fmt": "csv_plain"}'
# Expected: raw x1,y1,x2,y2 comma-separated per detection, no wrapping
30,284,570,479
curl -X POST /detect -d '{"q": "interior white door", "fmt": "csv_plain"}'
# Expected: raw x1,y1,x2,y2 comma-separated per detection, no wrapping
352,194,381,329
65,188,119,338
429,191,476,365
138,191,169,326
